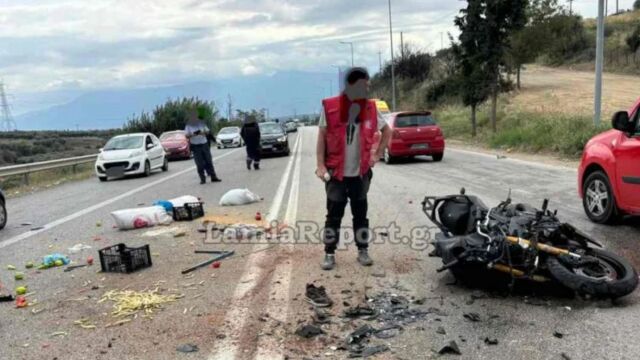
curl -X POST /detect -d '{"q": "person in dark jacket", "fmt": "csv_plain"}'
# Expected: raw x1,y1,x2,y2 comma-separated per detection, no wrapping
240,119,261,170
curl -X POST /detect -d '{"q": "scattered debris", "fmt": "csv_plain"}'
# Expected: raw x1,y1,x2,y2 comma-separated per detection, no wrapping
16,286,27,295
371,269,386,278
219,188,262,206
312,308,332,324
176,344,199,353
64,265,88,272
0,295,15,302
553,331,564,339
561,353,572,360
182,250,234,274
68,243,92,253
436,326,446,335
99,289,182,321
343,305,376,319
346,325,375,345
436,340,461,355
295,324,325,338
6,265,16,270
463,312,481,322
40,254,70,269
348,344,389,358
50,331,68,338
74,318,97,330
484,337,499,345
25,261,34,269
14,272,24,281
15,296,27,308
373,325,401,339
426,307,448,317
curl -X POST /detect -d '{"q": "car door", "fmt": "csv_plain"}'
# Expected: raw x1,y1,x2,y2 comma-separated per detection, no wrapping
614,123,640,208
149,135,164,168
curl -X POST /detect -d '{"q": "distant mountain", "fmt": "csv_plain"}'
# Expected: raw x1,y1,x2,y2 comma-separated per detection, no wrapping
15,71,337,130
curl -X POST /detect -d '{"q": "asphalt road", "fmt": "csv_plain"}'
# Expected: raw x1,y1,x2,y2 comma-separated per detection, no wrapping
0,127,638,360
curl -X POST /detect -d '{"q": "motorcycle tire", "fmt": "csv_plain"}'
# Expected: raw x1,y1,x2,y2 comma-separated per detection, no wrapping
547,248,638,298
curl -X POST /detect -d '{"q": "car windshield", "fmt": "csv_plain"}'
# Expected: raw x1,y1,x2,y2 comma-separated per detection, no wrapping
260,123,284,135
394,115,436,128
160,132,186,141
104,136,144,150
219,127,239,135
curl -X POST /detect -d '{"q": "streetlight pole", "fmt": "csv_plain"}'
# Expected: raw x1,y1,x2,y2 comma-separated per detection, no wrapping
331,65,343,92
388,0,397,111
594,0,605,127
340,41,354,67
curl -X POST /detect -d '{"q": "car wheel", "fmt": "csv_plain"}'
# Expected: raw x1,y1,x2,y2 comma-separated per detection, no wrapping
383,148,395,164
98,176,108,182
432,153,444,162
0,198,7,230
162,158,169,172
144,161,151,177
583,171,617,224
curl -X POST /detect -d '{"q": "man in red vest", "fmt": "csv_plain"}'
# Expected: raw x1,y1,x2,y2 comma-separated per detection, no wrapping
315,67,392,270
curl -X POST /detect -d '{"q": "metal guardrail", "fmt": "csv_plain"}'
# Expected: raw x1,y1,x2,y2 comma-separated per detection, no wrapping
0,154,97,184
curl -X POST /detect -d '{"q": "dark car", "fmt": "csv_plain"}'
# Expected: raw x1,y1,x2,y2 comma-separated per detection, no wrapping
0,188,6,230
259,122,290,156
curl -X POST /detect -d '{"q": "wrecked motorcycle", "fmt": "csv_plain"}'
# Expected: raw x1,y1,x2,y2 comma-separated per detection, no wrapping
422,189,638,298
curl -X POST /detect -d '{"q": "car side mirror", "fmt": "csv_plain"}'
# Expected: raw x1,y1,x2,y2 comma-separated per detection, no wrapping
99,148,103,152
612,111,636,134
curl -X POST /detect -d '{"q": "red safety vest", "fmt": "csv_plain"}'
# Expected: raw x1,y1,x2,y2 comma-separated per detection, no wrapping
322,94,377,181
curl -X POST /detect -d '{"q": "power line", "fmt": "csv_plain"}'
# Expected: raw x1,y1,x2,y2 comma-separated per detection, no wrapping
0,82,17,132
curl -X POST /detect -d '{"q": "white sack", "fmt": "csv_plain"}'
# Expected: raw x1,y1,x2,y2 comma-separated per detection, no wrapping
219,189,261,206
111,206,173,230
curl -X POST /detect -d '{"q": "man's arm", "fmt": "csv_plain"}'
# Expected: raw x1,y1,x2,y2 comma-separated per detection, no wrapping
374,124,392,159
316,109,328,179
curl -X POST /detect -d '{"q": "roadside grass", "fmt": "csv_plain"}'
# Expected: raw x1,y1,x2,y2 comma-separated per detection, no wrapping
436,102,610,159
0,163,96,197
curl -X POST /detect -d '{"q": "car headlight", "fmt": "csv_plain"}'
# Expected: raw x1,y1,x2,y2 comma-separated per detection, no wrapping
129,150,143,158
277,136,287,143
98,153,104,161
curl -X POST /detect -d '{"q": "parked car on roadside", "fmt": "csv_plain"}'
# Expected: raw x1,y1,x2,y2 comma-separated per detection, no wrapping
259,122,290,156
285,121,298,133
382,111,445,164
95,133,168,182
160,130,191,160
0,188,6,230
578,104,640,223
216,126,244,148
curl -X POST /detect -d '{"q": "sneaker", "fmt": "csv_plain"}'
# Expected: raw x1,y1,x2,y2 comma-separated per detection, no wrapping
254,162,260,170
357,249,373,267
320,254,336,271
199,177,206,185
305,283,333,308
210,176,222,182
246,160,252,170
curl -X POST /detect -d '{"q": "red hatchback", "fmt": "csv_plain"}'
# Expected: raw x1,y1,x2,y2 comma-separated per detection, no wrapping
578,100,640,223
160,131,191,160
382,111,445,164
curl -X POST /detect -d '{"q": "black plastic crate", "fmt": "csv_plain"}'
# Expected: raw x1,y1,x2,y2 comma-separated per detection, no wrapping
98,243,152,274
172,202,204,221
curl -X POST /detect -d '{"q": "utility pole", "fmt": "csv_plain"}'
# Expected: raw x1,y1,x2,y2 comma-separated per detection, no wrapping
400,32,404,59
340,41,354,67
227,94,232,122
440,32,444,50
594,0,605,127
0,82,17,132
616,0,619,14
378,51,382,73
568,0,573,15
388,0,397,112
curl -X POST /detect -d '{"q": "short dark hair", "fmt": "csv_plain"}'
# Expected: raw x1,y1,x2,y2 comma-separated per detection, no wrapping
347,69,369,85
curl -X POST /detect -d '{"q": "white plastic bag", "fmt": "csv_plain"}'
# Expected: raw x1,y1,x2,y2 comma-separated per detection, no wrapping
219,189,262,206
110,206,173,230
168,195,200,207
68,244,92,253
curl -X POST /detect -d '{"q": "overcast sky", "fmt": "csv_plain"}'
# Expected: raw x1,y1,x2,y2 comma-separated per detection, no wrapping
0,0,635,100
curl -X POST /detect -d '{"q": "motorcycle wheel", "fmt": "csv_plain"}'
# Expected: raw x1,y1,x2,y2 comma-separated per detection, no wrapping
547,248,638,298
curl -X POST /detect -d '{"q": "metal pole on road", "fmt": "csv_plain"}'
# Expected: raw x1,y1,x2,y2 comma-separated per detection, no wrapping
388,0,397,112
594,0,605,127
340,41,354,67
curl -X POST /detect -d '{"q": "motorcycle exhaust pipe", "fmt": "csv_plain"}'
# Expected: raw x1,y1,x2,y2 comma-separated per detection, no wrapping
505,236,581,259
490,263,549,282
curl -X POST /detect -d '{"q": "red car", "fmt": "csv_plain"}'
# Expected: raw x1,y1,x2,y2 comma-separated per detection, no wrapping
160,131,191,160
578,100,640,223
380,111,445,164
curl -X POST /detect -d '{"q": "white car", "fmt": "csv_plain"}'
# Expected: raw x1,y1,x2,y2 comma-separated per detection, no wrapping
95,133,168,182
216,126,244,148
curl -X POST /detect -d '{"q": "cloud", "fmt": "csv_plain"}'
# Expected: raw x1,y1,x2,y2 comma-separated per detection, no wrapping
1,0,629,106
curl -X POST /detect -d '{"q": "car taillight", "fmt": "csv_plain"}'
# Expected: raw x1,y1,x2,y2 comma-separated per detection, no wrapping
392,130,401,139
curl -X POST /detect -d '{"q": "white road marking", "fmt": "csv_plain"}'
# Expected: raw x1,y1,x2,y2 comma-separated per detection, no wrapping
255,129,304,359
449,147,577,172
210,135,302,360
0,149,241,250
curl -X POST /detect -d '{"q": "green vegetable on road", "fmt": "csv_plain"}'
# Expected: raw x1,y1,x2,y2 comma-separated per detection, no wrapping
7,265,16,271
14,273,24,281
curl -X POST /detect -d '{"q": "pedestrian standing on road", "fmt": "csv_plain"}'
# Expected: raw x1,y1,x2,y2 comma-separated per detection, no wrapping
241,118,261,170
185,110,221,184
315,67,392,270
